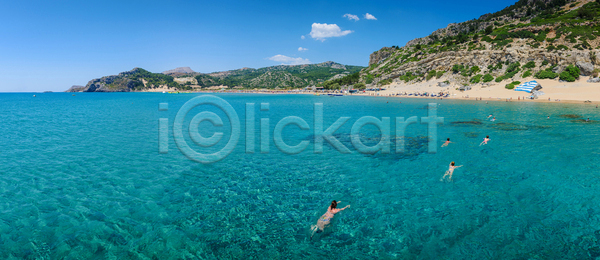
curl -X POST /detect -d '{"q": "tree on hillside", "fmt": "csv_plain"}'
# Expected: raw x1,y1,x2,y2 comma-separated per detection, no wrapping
577,6,595,19
485,25,493,35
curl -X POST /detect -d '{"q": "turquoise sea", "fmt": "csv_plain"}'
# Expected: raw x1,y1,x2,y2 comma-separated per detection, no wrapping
2,92,600,259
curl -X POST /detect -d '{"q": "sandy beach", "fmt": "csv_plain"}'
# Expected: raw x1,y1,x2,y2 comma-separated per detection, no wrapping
148,76,600,105
358,76,600,104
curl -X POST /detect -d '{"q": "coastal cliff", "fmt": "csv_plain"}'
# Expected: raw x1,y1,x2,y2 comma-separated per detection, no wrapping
362,0,600,87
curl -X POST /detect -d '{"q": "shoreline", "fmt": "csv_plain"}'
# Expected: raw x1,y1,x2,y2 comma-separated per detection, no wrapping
146,87,600,105
36,89,600,105
34,75,600,105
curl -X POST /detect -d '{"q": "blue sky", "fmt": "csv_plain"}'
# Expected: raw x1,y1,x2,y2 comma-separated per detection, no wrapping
0,0,518,92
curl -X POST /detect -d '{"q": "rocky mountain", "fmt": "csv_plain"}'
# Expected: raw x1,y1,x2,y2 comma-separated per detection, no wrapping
66,85,86,92
162,67,195,76
67,62,363,92
363,0,600,88
66,68,181,92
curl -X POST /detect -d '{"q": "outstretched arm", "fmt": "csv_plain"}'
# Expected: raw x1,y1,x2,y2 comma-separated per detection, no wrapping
333,205,350,213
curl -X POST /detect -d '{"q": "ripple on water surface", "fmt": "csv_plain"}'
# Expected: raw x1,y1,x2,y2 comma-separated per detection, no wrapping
1,93,600,258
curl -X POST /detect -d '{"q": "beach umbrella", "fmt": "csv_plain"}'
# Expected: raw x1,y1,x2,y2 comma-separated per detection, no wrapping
515,81,539,93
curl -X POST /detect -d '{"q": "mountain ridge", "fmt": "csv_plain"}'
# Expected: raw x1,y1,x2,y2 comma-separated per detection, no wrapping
66,61,364,92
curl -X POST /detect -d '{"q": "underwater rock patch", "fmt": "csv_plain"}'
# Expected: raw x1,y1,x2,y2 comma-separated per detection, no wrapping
451,120,482,125
559,114,582,119
571,119,599,124
463,132,479,138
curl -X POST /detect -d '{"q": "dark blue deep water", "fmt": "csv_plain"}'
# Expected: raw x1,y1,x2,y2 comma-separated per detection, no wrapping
1,92,600,259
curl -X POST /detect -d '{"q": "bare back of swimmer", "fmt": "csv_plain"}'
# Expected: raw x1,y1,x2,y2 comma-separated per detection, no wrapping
311,200,350,238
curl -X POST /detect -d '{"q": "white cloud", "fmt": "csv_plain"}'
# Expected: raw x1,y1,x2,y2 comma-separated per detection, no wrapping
301,35,305,39
364,13,377,20
309,23,353,41
298,47,308,52
343,13,359,21
268,55,310,65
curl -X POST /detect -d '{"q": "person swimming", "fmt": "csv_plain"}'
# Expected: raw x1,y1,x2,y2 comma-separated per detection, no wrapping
487,114,493,119
491,117,496,122
441,138,453,147
440,161,462,182
480,135,490,146
310,200,350,238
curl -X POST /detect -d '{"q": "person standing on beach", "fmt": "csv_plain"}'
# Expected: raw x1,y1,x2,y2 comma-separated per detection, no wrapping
480,135,490,146
311,200,350,238
441,161,462,182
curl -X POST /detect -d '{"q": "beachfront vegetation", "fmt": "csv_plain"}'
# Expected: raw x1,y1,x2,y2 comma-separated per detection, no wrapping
354,82,366,89
523,61,536,69
535,66,559,79
559,64,580,82
483,74,494,82
470,74,483,84
492,62,521,82
522,70,532,78
426,70,437,81
321,72,361,89
365,74,374,84
505,81,521,89
398,71,420,82
379,78,393,86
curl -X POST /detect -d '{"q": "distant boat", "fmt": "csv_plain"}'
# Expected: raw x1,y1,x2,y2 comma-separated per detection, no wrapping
334,94,343,96
162,91,166,93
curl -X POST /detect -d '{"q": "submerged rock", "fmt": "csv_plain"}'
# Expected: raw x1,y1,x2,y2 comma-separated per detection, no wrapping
571,119,598,124
451,120,482,125
463,132,479,138
559,114,582,119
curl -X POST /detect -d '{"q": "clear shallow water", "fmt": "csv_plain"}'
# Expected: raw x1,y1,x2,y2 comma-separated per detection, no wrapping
1,93,600,259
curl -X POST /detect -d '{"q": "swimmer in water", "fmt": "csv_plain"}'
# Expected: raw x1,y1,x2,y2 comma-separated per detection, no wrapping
310,200,350,238
480,135,490,146
487,114,493,119
440,161,462,182
491,117,496,122
441,138,453,147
